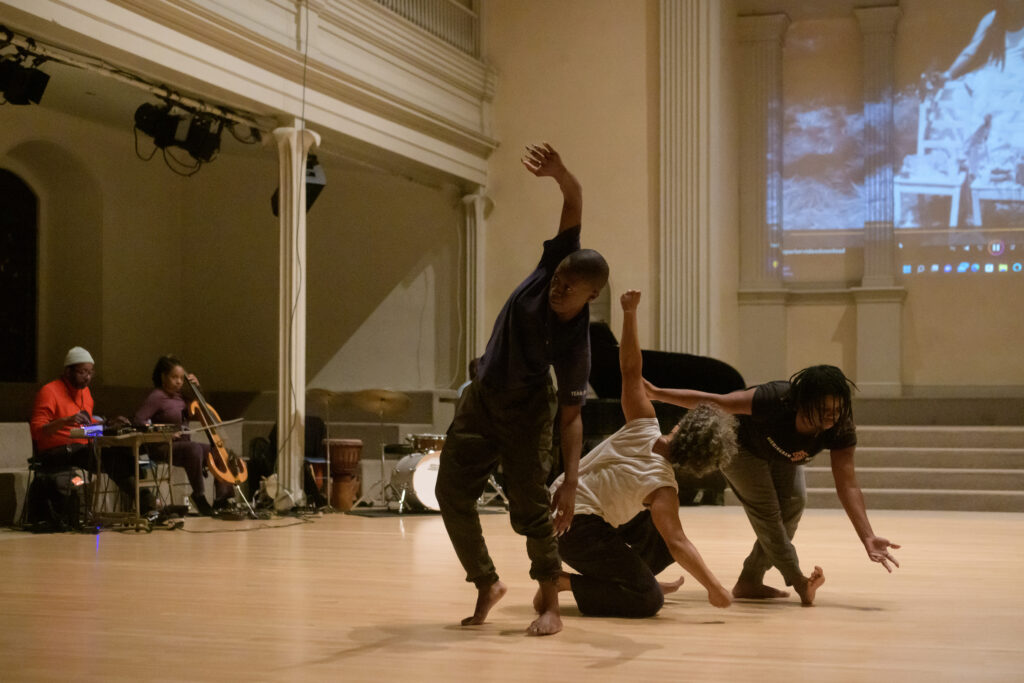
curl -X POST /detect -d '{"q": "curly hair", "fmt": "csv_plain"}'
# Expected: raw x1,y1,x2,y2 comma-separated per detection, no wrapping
666,403,738,478
151,355,184,388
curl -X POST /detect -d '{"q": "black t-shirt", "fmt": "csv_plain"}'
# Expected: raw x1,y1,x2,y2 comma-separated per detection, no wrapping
476,226,590,406
737,381,857,465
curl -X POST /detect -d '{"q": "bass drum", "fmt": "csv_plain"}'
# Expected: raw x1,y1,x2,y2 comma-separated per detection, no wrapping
389,451,441,511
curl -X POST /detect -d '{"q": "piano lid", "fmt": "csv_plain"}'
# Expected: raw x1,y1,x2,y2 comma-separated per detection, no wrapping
588,322,746,399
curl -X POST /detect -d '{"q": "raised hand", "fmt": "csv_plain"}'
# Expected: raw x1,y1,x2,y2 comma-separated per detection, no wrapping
521,142,565,178
620,289,641,313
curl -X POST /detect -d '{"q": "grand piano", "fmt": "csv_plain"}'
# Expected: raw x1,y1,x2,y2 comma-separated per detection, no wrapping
579,321,746,505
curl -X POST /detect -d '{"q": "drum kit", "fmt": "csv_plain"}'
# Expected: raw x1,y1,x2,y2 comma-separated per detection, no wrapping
307,386,507,514
390,433,444,513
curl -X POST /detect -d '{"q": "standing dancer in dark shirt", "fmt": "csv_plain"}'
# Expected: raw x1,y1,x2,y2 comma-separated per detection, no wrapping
646,365,900,605
436,143,609,636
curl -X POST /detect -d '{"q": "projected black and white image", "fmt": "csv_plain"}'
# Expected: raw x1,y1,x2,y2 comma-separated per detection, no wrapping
779,1,1024,280
896,0,1024,230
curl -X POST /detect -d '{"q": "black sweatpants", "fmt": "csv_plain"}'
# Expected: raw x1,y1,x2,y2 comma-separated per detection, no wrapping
558,510,675,617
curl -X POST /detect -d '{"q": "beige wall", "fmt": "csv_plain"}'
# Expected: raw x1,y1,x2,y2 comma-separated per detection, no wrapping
786,303,857,376
778,3,1024,389
303,167,463,392
1,104,463,393
4,0,1021,399
893,0,1024,389
902,277,1024,392
482,0,661,346
1,104,188,385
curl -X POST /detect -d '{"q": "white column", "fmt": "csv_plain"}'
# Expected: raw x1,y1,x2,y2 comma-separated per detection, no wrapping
273,124,321,507
737,14,788,290
854,6,901,287
736,13,789,384
853,6,905,397
659,0,715,354
461,189,488,362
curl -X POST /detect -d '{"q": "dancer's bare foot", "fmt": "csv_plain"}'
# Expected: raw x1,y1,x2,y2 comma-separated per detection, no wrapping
527,580,563,636
533,572,572,612
461,580,508,626
795,566,825,606
732,578,790,599
659,575,685,595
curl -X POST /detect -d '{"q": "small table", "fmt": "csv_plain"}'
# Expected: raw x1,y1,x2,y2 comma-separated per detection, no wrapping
91,431,176,531
894,171,967,227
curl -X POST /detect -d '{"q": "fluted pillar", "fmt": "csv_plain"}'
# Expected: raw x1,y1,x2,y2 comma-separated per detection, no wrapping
273,124,321,507
736,13,789,384
855,6,901,286
461,189,488,362
659,0,716,354
852,6,905,397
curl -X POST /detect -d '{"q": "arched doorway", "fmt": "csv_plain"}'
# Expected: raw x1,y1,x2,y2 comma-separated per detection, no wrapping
0,169,37,381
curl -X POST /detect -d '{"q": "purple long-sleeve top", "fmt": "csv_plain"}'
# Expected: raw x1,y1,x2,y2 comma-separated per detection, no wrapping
135,388,192,440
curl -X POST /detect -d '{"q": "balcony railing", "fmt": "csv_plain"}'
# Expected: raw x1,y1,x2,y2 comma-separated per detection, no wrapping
371,0,480,56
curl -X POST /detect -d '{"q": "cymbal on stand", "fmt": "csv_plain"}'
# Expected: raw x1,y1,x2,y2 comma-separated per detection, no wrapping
351,389,410,417
307,387,340,404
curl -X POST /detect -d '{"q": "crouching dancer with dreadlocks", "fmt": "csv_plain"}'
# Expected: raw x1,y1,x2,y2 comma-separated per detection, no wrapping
646,363,901,606
543,290,734,618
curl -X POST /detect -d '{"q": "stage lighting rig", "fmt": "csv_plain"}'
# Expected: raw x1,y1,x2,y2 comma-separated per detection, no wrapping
183,113,224,162
0,55,50,105
134,102,190,149
134,101,226,173
3,24,267,177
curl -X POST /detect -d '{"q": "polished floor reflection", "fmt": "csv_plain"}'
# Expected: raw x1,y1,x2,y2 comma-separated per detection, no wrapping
1,506,1022,682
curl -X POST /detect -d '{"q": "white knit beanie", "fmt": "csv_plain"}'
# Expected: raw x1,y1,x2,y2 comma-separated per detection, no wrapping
64,346,95,367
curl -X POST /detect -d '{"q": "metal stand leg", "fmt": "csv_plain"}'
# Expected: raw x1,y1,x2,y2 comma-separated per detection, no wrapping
353,410,394,508
478,474,509,508
322,405,334,512
323,447,333,512
233,482,258,518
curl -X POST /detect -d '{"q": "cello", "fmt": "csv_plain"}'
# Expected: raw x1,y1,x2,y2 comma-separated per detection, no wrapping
184,374,249,490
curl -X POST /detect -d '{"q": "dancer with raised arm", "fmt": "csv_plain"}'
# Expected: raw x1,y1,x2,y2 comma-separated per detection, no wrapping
547,290,734,617
435,143,609,636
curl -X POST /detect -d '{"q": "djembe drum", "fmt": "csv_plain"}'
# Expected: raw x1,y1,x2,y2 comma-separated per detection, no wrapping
324,438,362,510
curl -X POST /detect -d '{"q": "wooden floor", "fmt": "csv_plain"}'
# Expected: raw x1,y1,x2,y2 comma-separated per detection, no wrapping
1,505,1022,682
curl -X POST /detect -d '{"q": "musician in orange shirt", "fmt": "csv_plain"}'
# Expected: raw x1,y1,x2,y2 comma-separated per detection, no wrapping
30,346,134,495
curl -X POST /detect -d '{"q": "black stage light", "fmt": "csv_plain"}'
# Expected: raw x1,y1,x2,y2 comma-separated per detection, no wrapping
0,58,49,105
182,113,223,162
271,154,326,217
134,103,189,149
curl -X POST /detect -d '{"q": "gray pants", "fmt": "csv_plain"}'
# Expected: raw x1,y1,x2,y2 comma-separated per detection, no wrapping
721,448,806,587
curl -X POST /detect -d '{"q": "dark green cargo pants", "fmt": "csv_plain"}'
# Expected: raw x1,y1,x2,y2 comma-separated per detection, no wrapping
435,378,560,587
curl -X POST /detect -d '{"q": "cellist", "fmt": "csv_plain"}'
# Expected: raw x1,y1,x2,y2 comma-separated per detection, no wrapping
134,355,234,515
